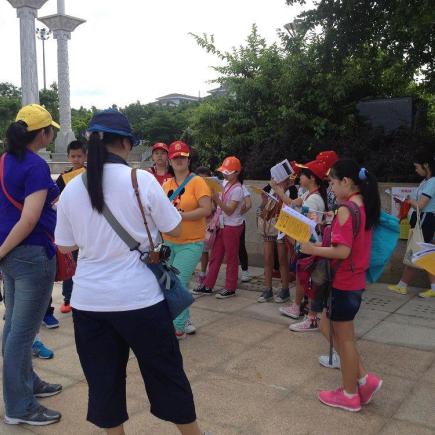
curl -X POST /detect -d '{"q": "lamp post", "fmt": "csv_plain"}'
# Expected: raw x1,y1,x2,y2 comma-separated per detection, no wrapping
36,27,51,90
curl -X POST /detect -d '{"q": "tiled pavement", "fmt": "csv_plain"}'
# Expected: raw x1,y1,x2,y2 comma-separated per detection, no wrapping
0,267,435,434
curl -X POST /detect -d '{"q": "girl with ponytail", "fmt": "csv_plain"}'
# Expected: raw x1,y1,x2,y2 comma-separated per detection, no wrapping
300,158,382,413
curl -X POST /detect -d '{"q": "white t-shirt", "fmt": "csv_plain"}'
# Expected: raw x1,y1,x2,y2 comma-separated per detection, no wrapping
55,164,182,312
221,181,244,226
301,190,326,214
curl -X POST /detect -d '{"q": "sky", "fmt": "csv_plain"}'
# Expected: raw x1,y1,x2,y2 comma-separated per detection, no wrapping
0,0,310,109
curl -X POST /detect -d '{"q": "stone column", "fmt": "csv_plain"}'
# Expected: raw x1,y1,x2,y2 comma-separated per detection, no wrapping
6,0,49,105
53,29,74,153
39,11,85,156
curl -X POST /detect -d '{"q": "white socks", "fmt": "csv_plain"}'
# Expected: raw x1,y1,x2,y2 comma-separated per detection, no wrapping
358,374,368,386
397,280,408,289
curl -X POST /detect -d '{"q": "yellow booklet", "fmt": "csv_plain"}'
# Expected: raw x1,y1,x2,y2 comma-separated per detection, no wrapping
274,206,317,243
204,177,223,194
412,243,435,275
62,167,86,185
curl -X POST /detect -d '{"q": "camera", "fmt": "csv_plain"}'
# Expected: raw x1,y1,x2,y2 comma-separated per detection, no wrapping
142,243,171,265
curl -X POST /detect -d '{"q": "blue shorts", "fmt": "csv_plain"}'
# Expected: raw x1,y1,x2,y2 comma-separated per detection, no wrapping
72,301,196,428
327,288,364,322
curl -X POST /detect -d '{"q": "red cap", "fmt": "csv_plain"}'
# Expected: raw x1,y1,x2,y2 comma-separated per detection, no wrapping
152,142,169,153
290,160,302,176
316,150,338,171
217,156,242,175
297,160,328,180
168,141,190,159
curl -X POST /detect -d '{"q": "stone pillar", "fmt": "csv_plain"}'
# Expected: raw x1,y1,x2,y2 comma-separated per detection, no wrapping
6,0,49,105
53,29,74,153
39,10,85,155
17,7,39,104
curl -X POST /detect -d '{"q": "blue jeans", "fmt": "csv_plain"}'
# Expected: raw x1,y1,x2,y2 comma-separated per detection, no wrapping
62,249,78,303
0,245,56,417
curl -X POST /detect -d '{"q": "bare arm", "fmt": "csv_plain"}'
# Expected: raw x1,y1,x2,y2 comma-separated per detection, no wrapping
241,196,252,215
180,196,212,221
213,194,239,215
0,190,47,258
408,196,430,210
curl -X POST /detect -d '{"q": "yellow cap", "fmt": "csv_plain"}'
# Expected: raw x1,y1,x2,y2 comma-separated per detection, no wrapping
15,104,60,131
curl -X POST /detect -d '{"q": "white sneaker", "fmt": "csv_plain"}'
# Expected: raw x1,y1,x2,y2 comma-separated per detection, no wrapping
185,319,196,335
241,270,251,282
319,350,341,369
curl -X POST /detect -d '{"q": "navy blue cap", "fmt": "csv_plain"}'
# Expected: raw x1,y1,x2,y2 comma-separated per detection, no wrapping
87,109,139,146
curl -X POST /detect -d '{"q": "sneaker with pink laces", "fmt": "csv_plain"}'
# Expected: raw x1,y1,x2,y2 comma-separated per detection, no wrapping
358,373,383,405
279,303,300,319
289,316,319,332
318,388,361,412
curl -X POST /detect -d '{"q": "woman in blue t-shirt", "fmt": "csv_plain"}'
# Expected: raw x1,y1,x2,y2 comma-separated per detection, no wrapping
0,105,63,426
389,149,435,298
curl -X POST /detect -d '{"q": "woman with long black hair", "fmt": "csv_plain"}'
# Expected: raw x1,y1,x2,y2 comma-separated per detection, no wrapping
55,109,204,435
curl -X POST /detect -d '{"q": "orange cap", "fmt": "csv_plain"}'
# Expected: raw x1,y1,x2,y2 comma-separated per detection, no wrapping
217,156,242,175
316,150,338,171
297,160,328,180
152,142,169,153
168,141,190,159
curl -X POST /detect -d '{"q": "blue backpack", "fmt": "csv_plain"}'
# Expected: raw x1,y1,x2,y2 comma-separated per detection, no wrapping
340,203,400,284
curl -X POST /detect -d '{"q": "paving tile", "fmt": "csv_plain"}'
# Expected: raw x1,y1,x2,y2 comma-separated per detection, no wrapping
395,297,435,320
253,394,386,435
192,294,256,313
37,329,76,352
222,330,326,391
395,381,435,429
191,373,288,429
178,331,249,380
199,315,283,345
357,340,435,380
360,289,411,313
378,419,435,435
33,344,85,382
363,320,435,351
354,308,391,337
188,307,229,329
387,313,435,329
239,301,294,325
422,359,435,383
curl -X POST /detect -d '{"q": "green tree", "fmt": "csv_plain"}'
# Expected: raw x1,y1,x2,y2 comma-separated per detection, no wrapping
286,0,435,91
39,83,59,122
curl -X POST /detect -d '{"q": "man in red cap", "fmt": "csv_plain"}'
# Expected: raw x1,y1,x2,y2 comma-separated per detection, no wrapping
147,142,173,185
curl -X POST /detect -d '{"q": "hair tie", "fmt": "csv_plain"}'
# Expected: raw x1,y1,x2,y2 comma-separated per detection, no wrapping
358,167,368,181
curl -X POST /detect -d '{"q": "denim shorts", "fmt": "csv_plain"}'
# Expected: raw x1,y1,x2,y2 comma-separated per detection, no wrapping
73,301,196,428
327,288,364,322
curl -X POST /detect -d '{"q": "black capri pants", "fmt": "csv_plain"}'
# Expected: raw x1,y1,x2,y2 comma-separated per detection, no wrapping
72,300,196,429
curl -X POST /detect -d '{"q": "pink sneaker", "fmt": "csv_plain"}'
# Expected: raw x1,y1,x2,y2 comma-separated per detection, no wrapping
358,373,383,405
318,388,361,412
289,316,319,332
279,303,300,319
